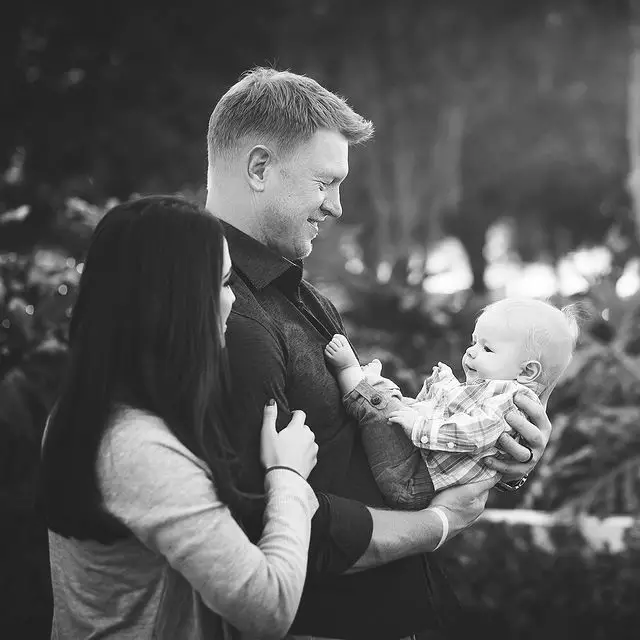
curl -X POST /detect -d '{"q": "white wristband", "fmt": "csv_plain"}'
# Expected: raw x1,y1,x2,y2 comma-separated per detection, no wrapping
429,507,449,551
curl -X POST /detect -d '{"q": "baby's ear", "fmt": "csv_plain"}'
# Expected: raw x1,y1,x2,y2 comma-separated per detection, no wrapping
517,360,542,384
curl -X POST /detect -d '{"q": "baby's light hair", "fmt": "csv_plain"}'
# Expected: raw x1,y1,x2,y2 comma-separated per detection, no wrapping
480,297,581,391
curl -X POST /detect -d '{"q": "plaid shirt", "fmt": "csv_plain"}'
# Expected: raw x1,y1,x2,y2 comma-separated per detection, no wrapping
402,363,541,490
345,363,543,492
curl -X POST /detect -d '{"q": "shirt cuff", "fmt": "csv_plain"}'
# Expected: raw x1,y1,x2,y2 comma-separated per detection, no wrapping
343,378,400,412
264,468,320,518
306,492,373,577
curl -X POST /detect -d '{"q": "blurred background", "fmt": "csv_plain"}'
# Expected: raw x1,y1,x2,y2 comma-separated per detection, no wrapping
2,0,640,637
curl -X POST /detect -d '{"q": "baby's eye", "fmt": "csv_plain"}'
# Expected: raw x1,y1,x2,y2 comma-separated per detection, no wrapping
483,345,493,353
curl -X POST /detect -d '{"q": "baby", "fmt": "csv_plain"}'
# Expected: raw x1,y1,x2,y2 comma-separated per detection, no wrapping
325,297,578,509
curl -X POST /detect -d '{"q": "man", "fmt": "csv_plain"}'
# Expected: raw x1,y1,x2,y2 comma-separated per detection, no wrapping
205,68,551,640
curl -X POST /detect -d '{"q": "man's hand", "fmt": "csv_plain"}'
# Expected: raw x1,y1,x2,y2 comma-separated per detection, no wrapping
429,476,496,542
484,391,552,481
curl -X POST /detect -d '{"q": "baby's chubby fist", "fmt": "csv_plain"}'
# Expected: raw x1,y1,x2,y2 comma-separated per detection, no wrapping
361,358,383,378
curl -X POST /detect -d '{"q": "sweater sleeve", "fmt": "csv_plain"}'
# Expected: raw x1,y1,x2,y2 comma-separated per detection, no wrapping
98,412,319,640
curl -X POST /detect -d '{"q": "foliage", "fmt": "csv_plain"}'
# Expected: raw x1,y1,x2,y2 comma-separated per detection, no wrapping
1,0,636,289
0,0,282,252
0,199,103,637
521,277,640,517
283,0,633,290
439,516,640,640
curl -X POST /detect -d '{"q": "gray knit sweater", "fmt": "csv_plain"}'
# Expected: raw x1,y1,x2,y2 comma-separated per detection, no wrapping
48,408,318,639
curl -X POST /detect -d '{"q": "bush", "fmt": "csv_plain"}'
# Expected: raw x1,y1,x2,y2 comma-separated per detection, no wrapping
1,202,98,638
439,517,640,640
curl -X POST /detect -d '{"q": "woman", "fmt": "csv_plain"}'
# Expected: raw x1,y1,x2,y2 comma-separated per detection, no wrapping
39,195,319,639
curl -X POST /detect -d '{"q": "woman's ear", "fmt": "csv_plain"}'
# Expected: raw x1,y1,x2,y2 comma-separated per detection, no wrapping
517,360,542,384
246,145,273,192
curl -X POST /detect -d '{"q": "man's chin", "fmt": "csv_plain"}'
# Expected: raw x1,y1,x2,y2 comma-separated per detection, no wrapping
296,240,314,260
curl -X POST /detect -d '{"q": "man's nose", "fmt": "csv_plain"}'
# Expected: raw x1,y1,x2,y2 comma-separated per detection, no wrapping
322,191,342,219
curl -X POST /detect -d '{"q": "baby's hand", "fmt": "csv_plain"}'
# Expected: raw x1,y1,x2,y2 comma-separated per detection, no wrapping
388,407,423,434
361,358,383,378
325,334,360,370
434,362,453,377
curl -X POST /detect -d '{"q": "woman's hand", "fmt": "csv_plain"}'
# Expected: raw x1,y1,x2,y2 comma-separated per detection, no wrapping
484,392,552,481
429,476,497,541
260,400,318,480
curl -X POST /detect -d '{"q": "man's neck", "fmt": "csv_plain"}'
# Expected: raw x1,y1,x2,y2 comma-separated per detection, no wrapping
205,194,265,246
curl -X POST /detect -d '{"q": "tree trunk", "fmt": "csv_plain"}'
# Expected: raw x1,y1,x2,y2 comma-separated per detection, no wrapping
626,5,640,240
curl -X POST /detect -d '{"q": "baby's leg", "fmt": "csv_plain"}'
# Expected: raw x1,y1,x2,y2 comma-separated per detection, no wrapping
361,418,435,510
325,334,364,394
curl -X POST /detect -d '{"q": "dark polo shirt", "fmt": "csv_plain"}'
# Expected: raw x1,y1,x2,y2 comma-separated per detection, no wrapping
222,222,460,640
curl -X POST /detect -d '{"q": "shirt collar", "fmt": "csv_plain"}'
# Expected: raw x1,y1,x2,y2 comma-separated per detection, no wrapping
221,220,303,291
467,377,546,400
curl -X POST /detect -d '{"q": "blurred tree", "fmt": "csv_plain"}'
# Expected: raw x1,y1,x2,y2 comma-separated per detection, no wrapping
627,0,640,236
0,0,281,254
279,0,632,294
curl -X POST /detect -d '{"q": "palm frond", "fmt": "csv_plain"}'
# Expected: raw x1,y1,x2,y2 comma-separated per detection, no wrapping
555,454,640,518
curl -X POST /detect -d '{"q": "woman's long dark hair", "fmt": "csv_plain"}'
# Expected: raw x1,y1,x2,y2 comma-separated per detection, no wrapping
39,195,249,543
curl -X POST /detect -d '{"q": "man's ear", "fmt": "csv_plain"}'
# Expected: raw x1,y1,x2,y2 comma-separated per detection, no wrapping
517,360,542,384
246,145,273,192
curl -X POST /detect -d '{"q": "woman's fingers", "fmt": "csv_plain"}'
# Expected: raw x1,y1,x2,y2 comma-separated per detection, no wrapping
261,400,278,431
260,400,278,467
286,409,307,429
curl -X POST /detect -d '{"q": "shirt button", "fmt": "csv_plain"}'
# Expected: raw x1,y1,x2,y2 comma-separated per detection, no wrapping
447,442,455,449
421,435,429,444
371,395,382,406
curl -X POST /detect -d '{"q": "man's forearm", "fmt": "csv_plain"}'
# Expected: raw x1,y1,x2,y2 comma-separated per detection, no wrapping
344,506,443,573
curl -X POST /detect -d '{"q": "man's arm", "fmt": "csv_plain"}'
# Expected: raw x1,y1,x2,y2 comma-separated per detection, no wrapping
347,475,497,572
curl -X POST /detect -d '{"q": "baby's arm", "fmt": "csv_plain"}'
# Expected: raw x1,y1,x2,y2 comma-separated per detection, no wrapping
388,381,521,453
324,334,365,394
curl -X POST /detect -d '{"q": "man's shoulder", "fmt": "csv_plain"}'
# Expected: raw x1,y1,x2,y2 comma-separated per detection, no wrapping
228,271,271,324
227,273,287,355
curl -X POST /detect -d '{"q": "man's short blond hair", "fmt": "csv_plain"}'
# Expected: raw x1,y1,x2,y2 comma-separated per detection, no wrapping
481,297,580,388
207,67,374,162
